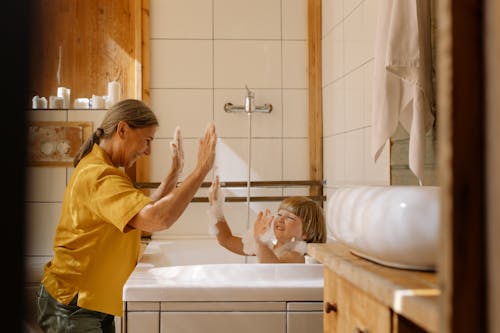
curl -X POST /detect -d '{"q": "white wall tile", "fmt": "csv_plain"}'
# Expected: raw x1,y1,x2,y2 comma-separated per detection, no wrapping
25,202,62,256
364,61,374,127
362,0,377,60
250,139,282,181
150,138,212,183
344,130,365,184
151,40,213,88
27,110,67,122
67,110,106,126
150,89,213,138
283,138,308,180
213,138,250,181
25,167,67,202
344,0,363,16
283,0,308,40
322,0,334,38
345,69,365,130
283,41,308,89
214,40,281,89
363,127,390,185
214,89,253,138
250,89,282,138
127,312,159,333
322,25,344,86
344,7,366,72
214,0,281,39
283,89,307,138
150,0,212,39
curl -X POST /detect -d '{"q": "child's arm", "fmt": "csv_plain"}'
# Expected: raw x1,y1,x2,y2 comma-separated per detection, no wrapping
207,175,246,255
215,219,246,255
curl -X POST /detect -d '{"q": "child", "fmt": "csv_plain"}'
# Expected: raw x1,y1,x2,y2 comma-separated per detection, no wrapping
207,175,326,263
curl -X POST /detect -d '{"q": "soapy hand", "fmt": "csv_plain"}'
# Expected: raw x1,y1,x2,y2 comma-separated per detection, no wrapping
169,126,184,176
254,210,275,246
207,175,225,235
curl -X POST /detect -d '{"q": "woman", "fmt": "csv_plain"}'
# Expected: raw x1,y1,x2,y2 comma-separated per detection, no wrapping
37,99,217,332
207,175,326,263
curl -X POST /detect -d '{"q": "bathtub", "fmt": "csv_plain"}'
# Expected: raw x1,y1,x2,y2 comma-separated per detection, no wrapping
123,239,324,333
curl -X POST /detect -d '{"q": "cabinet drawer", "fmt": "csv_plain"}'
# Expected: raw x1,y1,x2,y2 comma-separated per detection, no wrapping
324,268,391,332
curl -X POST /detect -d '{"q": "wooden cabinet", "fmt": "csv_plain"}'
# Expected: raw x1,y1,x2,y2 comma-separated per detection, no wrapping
308,243,439,333
324,268,390,332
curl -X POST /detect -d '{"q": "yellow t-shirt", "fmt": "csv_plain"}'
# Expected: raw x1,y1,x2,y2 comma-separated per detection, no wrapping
41,144,153,316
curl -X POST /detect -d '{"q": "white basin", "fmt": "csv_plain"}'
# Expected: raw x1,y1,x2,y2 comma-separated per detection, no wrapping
327,186,440,271
124,263,324,302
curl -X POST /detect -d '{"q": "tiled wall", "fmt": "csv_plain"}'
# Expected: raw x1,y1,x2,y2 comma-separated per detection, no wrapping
148,0,311,239
321,0,390,204
24,0,392,253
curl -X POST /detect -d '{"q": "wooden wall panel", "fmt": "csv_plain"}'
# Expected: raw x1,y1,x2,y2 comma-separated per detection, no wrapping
28,0,140,106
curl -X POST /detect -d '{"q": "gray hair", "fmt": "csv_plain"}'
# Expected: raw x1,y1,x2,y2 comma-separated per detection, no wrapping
73,99,159,167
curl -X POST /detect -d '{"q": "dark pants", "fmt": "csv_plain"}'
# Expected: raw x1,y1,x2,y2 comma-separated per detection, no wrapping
36,284,115,333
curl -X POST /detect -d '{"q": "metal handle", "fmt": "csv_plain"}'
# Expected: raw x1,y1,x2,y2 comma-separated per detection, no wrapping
324,302,337,313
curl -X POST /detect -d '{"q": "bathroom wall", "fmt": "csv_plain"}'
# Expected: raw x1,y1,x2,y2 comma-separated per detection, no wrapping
24,0,391,251
321,0,389,202
148,0,312,239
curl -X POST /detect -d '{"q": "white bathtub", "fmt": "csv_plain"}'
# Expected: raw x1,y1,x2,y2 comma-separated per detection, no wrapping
123,239,324,333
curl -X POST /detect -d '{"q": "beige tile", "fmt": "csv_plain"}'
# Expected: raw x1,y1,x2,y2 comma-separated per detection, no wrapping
345,69,364,130
25,202,62,256
25,167,67,202
150,138,211,183
215,89,252,138
213,138,250,181
150,0,212,39
127,312,159,333
283,89,307,138
151,40,213,88
250,89,282,138
68,110,106,128
344,7,366,73
214,40,281,89
150,89,213,138
283,138,308,180
344,0,363,16
214,0,280,39
27,110,67,122
364,61,374,127
283,41,307,89
250,138,282,181
344,130,365,184
364,127,390,185
283,0,307,40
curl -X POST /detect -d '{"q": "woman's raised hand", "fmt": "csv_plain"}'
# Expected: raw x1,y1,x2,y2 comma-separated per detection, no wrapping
169,126,184,176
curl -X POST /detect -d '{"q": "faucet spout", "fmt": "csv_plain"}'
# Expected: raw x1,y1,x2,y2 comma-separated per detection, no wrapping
244,85,255,113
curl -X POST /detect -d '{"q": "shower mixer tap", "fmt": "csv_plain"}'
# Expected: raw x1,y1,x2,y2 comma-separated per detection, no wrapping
224,85,273,114
244,85,255,113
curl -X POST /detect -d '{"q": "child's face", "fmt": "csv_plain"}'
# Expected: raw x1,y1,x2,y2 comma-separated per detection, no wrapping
273,209,305,243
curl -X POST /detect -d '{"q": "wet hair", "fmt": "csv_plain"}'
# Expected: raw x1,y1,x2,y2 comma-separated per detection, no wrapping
279,196,327,244
73,99,159,167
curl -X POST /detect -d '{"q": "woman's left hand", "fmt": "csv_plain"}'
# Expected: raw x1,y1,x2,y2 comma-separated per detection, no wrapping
169,126,184,176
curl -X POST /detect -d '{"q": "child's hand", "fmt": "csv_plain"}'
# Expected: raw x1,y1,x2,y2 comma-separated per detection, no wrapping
169,126,184,176
206,175,225,235
253,209,274,242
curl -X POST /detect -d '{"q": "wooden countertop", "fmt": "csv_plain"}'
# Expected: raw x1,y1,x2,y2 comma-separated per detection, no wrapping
308,242,439,333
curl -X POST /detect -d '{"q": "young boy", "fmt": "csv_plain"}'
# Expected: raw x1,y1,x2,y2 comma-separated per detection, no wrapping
207,176,326,263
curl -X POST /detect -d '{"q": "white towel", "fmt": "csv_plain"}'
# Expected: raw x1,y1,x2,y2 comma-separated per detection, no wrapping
372,0,434,185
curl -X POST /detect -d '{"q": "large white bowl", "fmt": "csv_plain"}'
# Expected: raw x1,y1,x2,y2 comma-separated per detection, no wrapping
327,186,440,271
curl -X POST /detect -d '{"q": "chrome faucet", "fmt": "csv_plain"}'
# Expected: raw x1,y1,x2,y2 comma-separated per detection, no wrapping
244,85,255,113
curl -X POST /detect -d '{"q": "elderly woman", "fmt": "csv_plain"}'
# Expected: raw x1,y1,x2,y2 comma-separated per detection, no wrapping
37,99,217,332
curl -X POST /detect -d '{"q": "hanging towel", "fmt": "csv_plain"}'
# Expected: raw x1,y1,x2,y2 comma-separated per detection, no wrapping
372,0,434,185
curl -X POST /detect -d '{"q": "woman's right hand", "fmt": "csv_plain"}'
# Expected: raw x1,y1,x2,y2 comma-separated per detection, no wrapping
196,122,217,174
